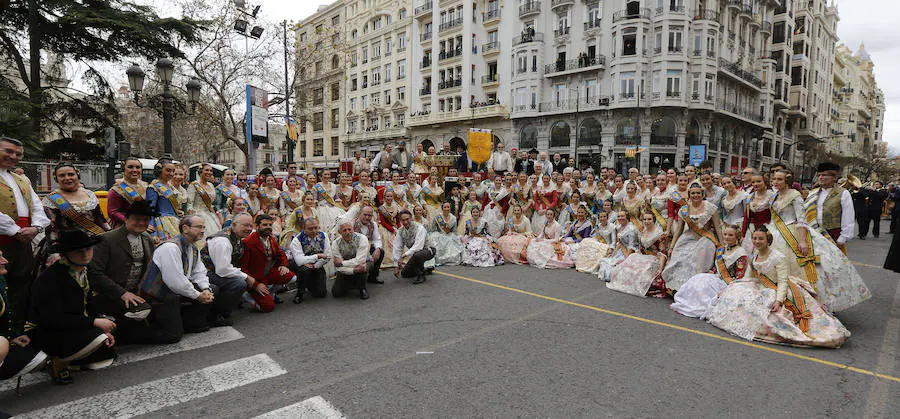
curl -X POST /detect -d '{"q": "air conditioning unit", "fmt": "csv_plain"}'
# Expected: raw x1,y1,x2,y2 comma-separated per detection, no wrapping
599,97,610,106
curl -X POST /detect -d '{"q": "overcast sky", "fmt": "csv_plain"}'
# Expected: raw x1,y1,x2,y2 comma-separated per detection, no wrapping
129,0,899,152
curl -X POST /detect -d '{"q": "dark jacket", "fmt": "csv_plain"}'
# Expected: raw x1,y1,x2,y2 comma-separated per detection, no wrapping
454,151,470,173
89,226,154,298
867,188,888,213
515,159,534,175
29,262,96,332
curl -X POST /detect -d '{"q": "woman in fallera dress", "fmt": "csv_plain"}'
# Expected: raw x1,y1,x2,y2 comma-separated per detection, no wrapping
462,207,504,267
146,159,182,241
670,224,748,318
608,211,669,298
428,202,463,266
720,176,747,228
107,157,147,228
766,170,870,312
741,174,772,250
526,208,566,269
497,204,534,265
531,174,559,233
575,210,614,274
314,170,346,235
260,174,281,214
706,228,850,348
186,163,222,235
457,189,482,235
483,176,509,239
597,211,639,282
279,176,304,216
41,164,111,265
171,164,189,215
662,182,723,292
619,181,646,231
377,190,401,269
422,169,445,218
649,174,670,232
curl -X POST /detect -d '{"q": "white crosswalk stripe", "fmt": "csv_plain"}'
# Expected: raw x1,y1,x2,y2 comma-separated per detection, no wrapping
255,396,346,419
17,353,286,418
0,326,244,393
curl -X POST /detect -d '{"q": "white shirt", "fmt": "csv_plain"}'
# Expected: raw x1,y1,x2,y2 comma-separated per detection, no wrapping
356,220,383,249
207,236,247,280
488,151,513,172
538,159,553,175
290,232,331,269
369,151,386,171
0,169,50,236
331,232,370,275
393,223,427,264
153,241,210,300
816,187,855,245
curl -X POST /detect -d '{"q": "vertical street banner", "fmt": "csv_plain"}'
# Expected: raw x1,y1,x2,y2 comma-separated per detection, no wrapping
689,144,707,166
468,128,492,164
247,85,269,143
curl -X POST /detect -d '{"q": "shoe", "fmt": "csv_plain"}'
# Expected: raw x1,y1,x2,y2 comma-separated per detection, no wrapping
273,294,284,304
859,236,867,240
412,275,425,284
60,333,109,362
209,315,233,328
124,301,152,321
359,289,369,300
293,291,304,304
74,349,117,371
0,346,47,380
48,359,73,385
367,278,385,284
874,235,879,239
184,324,211,334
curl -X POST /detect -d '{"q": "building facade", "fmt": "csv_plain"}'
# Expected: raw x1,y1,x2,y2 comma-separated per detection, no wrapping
828,43,885,159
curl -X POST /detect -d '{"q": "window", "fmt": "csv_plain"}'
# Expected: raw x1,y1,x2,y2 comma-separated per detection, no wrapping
668,27,683,52
313,139,324,156
331,83,340,101
385,64,392,82
299,140,307,157
313,112,324,131
332,55,340,69
666,70,681,96
620,71,636,98
331,136,339,155
585,79,597,99
652,70,661,94
397,86,406,102
622,29,637,56
330,108,339,128
704,74,714,100
373,42,381,58
315,61,322,75
332,15,340,26
398,33,407,50
691,73,700,99
351,77,358,91
385,89,391,105
398,59,406,79
313,88,324,106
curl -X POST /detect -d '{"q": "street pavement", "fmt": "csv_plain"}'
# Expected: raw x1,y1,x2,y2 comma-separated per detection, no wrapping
1,221,898,418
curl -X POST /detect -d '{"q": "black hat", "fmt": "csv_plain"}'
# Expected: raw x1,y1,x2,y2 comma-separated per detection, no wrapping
528,148,539,155
126,201,160,218
816,162,841,173
51,229,103,253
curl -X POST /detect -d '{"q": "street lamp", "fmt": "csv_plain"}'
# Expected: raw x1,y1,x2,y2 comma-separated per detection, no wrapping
125,58,201,157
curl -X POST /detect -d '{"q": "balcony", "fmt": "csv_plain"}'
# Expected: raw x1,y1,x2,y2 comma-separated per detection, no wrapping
656,5,686,16
481,74,499,86
420,32,432,43
407,104,510,127
550,0,573,10
534,96,612,113
439,17,463,33
760,20,772,35
741,4,752,19
718,58,763,89
584,19,602,30
613,8,650,22
666,90,682,98
543,56,607,77
347,126,408,142
483,9,500,24
519,1,541,18
438,79,462,90
482,41,500,56
439,48,463,61
419,86,432,96
692,9,719,23
420,58,432,69
727,0,741,11
414,1,433,18
716,98,765,125
553,26,570,37
512,31,544,47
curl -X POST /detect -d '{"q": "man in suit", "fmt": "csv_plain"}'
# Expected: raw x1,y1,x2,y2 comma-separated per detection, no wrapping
390,140,414,172
90,201,157,343
240,214,296,312
0,137,50,336
864,181,888,239
552,153,567,173
454,144,470,173
514,150,532,174
850,185,870,240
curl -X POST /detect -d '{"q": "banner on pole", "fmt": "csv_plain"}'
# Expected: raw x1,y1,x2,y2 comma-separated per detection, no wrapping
688,145,707,166
468,128,492,164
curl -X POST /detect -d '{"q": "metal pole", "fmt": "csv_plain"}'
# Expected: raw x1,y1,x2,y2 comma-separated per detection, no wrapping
574,90,580,169
162,84,174,157
283,20,294,164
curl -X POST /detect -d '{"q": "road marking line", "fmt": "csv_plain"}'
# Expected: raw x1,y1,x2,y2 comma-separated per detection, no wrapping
0,326,244,393
17,353,285,419
254,396,345,419
852,261,885,269
435,269,900,383
864,275,900,418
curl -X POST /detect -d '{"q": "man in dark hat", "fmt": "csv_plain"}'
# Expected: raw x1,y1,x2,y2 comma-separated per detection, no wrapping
89,201,158,343
29,230,117,384
390,140,413,172
804,162,855,252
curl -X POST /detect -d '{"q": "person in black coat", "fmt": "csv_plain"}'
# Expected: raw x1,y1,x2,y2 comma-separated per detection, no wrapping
454,145,470,173
0,251,47,384
29,230,117,384
851,187,870,239
865,181,888,239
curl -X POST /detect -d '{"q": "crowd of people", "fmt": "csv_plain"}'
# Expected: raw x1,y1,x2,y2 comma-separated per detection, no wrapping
0,134,893,395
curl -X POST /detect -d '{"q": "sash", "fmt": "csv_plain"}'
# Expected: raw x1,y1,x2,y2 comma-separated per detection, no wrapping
466,220,484,237
551,240,566,261
406,185,416,203
48,192,105,235
648,202,667,230
752,262,812,333
216,183,234,200
379,205,397,233
151,180,183,216
315,183,338,207
192,181,215,212
281,191,299,211
113,181,143,204
770,204,820,292
715,246,741,284
804,188,820,226
679,205,720,247
670,190,686,209
435,215,453,233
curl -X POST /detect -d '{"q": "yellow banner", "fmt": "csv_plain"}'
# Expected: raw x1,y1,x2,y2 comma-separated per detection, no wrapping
468,129,492,164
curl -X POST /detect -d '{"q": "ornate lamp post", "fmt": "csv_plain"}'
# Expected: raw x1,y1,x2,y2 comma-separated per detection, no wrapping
126,58,201,157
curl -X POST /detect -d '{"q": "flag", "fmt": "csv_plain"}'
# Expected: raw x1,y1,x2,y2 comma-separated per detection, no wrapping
284,116,298,141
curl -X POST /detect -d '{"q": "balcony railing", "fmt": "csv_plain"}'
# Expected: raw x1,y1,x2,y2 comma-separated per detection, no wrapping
420,58,431,68
483,9,500,22
519,1,541,17
553,26,570,37
656,5,686,15
718,58,762,88
420,87,432,96
760,20,772,34
512,31,544,46
550,0,573,9
481,74,499,84
439,17,463,32
584,19,602,30
439,48,463,61
420,32,432,42
532,96,613,113
482,41,499,54
544,56,607,75
612,8,650,22
438,79,462,90
414,1,433,17
716,98,764,123
692,9,719,22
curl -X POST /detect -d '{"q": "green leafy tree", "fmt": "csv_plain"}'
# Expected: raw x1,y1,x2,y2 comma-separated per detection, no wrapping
0,0,203,158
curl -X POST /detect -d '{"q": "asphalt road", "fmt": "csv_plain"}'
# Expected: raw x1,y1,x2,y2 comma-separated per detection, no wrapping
2,221,898,418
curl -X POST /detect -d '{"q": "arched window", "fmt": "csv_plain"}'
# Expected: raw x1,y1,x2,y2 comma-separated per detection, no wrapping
492,134,503,150
332,55,340,69
579,118,602,146
686,119,701,146
708,123,717,150
615,117,638,145
650,116,677,146
448,137,466,151
550,121,571,148
419,139,435,153
519,125,538,150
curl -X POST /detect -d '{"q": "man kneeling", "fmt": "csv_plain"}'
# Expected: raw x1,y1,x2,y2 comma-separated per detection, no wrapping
393,210,435,284
241,215,296,312
289,218,330,303
332,221,371,299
